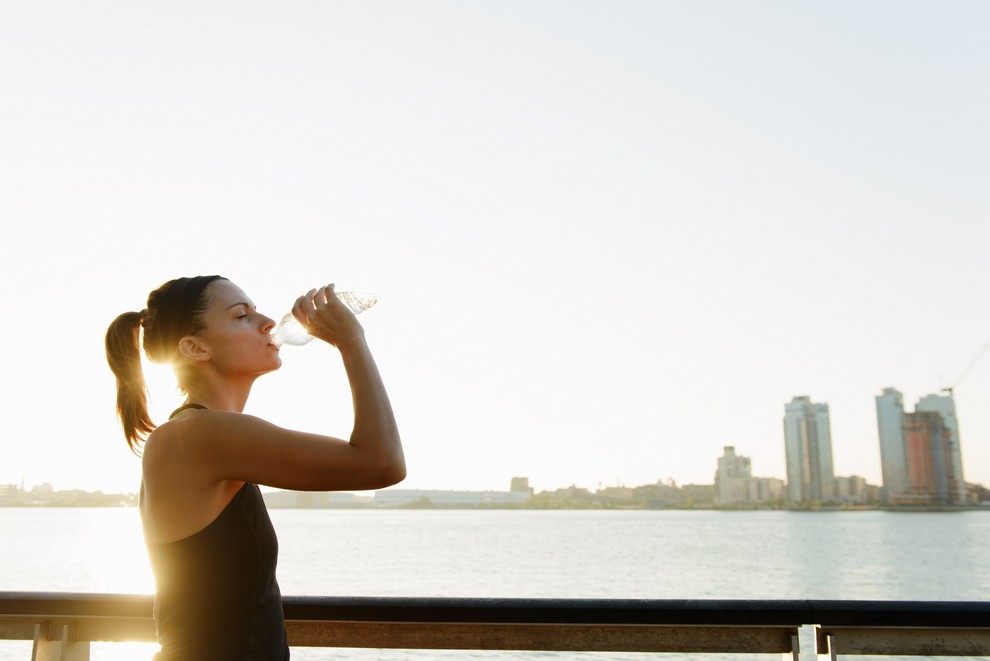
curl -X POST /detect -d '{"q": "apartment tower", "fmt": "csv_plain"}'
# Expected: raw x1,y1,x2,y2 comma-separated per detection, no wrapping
915,393,965,503
783,396,835,503
875,387,909,503
873,389,966,505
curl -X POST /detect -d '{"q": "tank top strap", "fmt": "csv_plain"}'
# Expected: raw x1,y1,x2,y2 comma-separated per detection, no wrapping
169,403,207,419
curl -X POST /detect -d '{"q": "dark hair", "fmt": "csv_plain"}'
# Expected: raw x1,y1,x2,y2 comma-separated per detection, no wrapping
105,276,225,452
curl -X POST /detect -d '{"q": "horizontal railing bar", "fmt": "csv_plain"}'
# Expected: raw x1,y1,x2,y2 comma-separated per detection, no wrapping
2,593,988,628
283,596,816,625
0,620,36,640
0,593,153,619
820,628,990,657
284,621,799,653
807,599,990,628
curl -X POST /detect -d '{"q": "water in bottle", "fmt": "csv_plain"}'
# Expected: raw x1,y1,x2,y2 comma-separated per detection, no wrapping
271,291,377,348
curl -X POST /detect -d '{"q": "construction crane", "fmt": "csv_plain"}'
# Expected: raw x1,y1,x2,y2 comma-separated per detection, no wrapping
942,338,990,397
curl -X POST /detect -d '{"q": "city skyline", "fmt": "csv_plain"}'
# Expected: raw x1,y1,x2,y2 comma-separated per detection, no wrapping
5,386,982,503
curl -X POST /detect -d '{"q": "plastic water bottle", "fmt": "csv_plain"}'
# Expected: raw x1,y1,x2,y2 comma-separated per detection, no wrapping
271,292,378,347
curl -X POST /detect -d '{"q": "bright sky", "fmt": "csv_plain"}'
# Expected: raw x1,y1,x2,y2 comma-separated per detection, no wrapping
2,1,988,496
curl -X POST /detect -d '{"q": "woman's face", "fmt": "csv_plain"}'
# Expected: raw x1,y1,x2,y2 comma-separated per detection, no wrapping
193,280,281,377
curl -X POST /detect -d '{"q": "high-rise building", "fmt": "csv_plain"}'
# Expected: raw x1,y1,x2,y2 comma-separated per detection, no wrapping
874,389,966,506
875,387,909,503
915,393,965,503
783,396,835,503
904,411,954,504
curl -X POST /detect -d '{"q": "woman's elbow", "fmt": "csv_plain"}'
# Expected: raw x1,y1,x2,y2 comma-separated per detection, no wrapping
379,456,406,487
355,449,405,490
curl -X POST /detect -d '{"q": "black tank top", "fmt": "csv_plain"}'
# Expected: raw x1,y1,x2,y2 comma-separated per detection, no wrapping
146,405,289,660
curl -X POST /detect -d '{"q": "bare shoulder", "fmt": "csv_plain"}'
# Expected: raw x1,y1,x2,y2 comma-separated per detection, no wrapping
147,409,274,450
144,409,320,482
142,414,203,484
141,419,178,468
143,409,206,460
141,409,257,479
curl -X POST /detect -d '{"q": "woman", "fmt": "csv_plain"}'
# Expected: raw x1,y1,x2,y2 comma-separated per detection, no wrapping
105,275,404,660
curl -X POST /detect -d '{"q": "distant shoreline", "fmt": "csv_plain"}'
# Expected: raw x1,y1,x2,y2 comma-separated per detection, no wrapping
4,483,988,511
3,501,988,512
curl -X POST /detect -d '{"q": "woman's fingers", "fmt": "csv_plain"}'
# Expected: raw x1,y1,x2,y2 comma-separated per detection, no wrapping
290,283,362,348
292,289,318,325
317,284,336,309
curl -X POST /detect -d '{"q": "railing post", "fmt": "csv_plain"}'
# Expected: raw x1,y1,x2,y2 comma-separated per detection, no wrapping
826,633,837,661
30,622,89,661
784,630,800,661
785,624,820,661
31,623,54,661
58,623,90,661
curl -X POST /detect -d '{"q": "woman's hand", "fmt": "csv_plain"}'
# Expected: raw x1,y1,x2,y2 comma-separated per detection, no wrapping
292,284,365,349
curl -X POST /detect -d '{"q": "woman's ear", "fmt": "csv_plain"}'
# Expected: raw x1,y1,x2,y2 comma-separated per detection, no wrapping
177,336,211,362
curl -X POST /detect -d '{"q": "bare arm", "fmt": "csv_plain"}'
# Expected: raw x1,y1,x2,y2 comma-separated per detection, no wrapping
151,285,405,492
299,284,404,485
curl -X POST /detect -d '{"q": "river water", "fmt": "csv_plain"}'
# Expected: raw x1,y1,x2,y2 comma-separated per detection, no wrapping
1,507,987,660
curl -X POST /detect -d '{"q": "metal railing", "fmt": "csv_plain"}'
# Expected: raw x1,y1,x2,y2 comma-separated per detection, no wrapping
1,592,988,660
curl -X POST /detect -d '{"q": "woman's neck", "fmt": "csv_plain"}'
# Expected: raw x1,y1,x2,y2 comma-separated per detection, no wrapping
183,378,255,413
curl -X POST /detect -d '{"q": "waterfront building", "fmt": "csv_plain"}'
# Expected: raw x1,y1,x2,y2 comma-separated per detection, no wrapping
510,476,535,496
715,446,751,505
678,483,715,506
0,484,19,505
631,480,682,508
873,389,966,506
875,387,909,503
753,477,786,503
783,396,835,503
903,411,956,505
833,475,871,504
714,447,784,506
728,476,785,506
915,393,966,503
598,486,636,503
373,488,532,507
263,490,373,508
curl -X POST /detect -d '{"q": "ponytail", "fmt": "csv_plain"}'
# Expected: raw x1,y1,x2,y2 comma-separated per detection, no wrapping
106,275,225,452
105,310,154,452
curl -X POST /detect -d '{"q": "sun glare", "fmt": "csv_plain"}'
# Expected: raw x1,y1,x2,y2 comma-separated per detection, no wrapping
81,509,155,593
142,359,184,426
91,642,159,661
